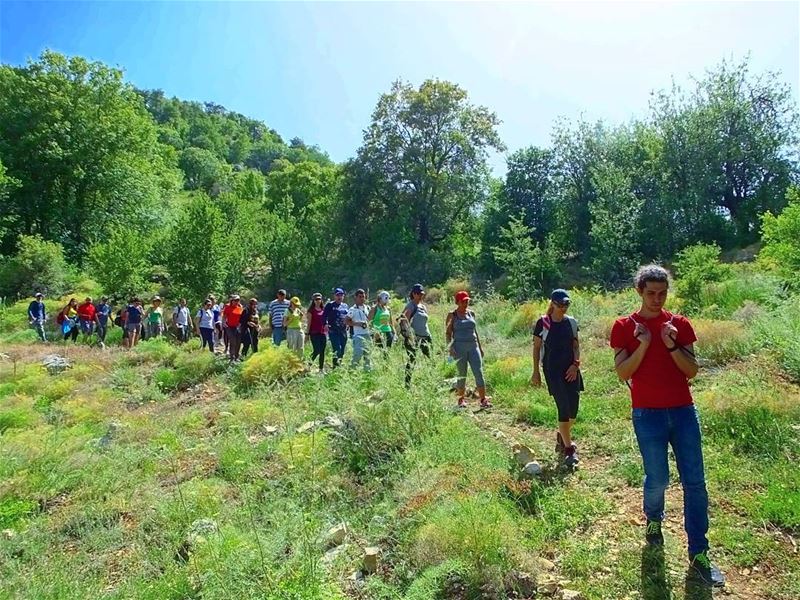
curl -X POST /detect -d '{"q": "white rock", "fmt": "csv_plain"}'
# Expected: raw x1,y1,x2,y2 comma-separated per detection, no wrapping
513,444,535,468
326,522,347,547
522,461,543,478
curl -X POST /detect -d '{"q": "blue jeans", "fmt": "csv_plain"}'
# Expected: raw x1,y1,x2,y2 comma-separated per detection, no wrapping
351,333,372,370
272,326,286,346
632,404,709,556
328,330,347,367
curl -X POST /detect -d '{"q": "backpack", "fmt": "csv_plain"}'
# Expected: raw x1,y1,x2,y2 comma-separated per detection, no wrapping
114,313,123,327
397,303,419,341
537,314,578,366
56,311,65,325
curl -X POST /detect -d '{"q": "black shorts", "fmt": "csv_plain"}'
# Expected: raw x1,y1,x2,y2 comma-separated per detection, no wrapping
544,369,582,422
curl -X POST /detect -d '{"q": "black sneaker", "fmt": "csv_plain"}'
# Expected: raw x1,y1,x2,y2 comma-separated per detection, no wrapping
688,550,725,587
645,520,664,545
563,444,579,468
555,432,566,455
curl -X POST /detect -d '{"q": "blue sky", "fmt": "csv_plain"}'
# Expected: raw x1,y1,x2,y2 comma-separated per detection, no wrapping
1,1,798,173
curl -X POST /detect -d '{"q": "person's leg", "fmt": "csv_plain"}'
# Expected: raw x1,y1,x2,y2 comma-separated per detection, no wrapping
36,320,46,342
351,334,364,366
317,335,327,370
669,405,710,557
329,332,340,367
71,324,79,342
633,408,671,525
470,346,491,404
386,331,394,349
251,329,259,354
295,330,303,358
454,342,469,402
404,338,417,387
420,337,432,358
241,329,251,357
362,335,372,371
201,328,213,352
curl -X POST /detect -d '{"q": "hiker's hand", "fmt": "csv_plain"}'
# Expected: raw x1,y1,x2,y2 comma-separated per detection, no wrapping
479,346,485,358
531,371,542,387
633,323,651,345
661,322,678,349
565,364,578,382
448,345,457,358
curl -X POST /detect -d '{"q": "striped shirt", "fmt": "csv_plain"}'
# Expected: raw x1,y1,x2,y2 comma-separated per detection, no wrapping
268,299,291,327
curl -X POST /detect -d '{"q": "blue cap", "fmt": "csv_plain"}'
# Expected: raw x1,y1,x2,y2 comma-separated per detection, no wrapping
411,283,425,295
334,287,345,295
550,289,571,303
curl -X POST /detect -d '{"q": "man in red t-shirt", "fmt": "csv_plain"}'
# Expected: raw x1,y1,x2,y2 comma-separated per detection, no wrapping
222,295,244,361
76,296,98,343
610,265,723,588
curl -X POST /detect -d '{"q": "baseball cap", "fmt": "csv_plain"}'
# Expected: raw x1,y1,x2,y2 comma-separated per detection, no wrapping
378,291,390,302
290,296,301,306
454,290,471,304
34,292,43,297
411,283,425,295
231,294,241,301
277,289,287,296
334,287,345,296
152,295,161,301
550,289,571,304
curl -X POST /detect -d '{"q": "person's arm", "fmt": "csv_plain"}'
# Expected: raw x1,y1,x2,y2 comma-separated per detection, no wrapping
368,306,376,322
28,302,35,321
661,321,699,379
565,336,580,382
476,328,485,357
531,336,543,386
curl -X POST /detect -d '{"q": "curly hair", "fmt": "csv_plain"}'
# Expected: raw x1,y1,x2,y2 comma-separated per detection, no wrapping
634,264,671,291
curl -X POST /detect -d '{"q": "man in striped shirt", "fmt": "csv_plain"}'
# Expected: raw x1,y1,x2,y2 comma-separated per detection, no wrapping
268,289,291,346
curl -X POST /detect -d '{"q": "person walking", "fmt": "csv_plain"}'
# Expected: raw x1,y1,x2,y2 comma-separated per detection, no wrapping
402,284,432,387
323,288,349,368
146,296,165,339
610,265,724,588
285,296,305,358
209,294,223,350
531,289,583,468
268,289,291,346
77,297,98,344
240,297,261,357
445,290,491,409
95,297,112,348
347,289,372,371
125,298,145,349
369,291,395,350
28,292,47,342
172,298,192,343
222,295,244,361
195,299,216,353
306,293,328,373
59,298,79,343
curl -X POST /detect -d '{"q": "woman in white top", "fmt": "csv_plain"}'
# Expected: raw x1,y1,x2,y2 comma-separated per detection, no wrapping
195,298,216,353
346,289,372,371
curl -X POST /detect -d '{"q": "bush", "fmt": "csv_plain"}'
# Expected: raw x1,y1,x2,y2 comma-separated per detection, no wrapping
154,351,224,392
754,296,800,381
410,494,530,594
0,235,72,299
760,186,800,290
698,265,783,319
239,345,305,387
87,226,152,300
673,243,730,315
693,320,758,365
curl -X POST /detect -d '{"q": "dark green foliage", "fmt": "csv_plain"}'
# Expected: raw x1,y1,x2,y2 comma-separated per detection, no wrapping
760,186,800,290
674,243,731,314
0,235,72,299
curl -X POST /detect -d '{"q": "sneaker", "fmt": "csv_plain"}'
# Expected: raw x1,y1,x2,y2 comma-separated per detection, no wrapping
457,397,468,409
688,550,725,587
479,397,493,409
555,432,566,455
645,520,664,546
563,445,579,468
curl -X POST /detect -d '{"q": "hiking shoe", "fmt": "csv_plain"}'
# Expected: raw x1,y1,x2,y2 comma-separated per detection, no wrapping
479,397,493,409
645,520,664,546
457,397,468,409
564,445,579,468
555,432,566,455
688,550,725,587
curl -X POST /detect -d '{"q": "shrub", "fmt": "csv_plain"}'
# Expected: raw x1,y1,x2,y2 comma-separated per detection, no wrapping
753,296,800,381
154,351,224,392
410,494,529,593
0,496,38,528
239,345,305,387
673,243,730,315
693,320,758,365
87,226,152,300
698,266,783,319
0,235,72,299
703,404,797,460
759,186,800,290
507,300,548,336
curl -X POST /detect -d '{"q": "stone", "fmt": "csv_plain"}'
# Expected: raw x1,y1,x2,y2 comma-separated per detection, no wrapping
364,389,387,402
561,590,585,600
322,543,347,565
297,420,321,434
322,415,344,430
326,522,347,547
539,580,559,596
363,546,380,574
264,425,279,435
507,570,536,597
522,461,543,478
513,444,535,468
2,529,16,540
176,518,218,562
537,557,556,572
41,354,71,374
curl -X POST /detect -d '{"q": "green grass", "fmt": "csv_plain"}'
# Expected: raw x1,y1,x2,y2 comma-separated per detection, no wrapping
1,275,799,599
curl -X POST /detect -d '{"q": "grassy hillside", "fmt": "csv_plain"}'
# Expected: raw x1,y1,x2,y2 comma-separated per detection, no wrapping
0,284,798,599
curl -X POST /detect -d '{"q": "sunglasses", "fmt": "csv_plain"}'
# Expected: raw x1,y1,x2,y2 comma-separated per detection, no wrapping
555,301,570,308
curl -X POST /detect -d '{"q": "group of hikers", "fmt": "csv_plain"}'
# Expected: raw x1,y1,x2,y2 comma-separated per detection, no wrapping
25,264,724,588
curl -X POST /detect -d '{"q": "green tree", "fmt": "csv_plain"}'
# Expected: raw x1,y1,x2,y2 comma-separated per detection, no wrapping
492,216,559,302
87,226,152,300
179,146,231,194
164,195,229,304
760,186,800,289
503,147,556,243
588,163,643,285
0,51,181,258
350,79,504,249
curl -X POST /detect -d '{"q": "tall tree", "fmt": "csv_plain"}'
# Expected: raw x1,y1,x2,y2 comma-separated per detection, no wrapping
503,147,555,243
0,51,181,258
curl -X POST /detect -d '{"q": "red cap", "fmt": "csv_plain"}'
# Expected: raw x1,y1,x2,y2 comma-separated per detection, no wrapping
454,290,471,304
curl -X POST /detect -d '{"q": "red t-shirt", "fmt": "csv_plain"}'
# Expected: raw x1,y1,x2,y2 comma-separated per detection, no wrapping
609,310,697,409
223,303,244,328
308,307,327,335
77,302,96,321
